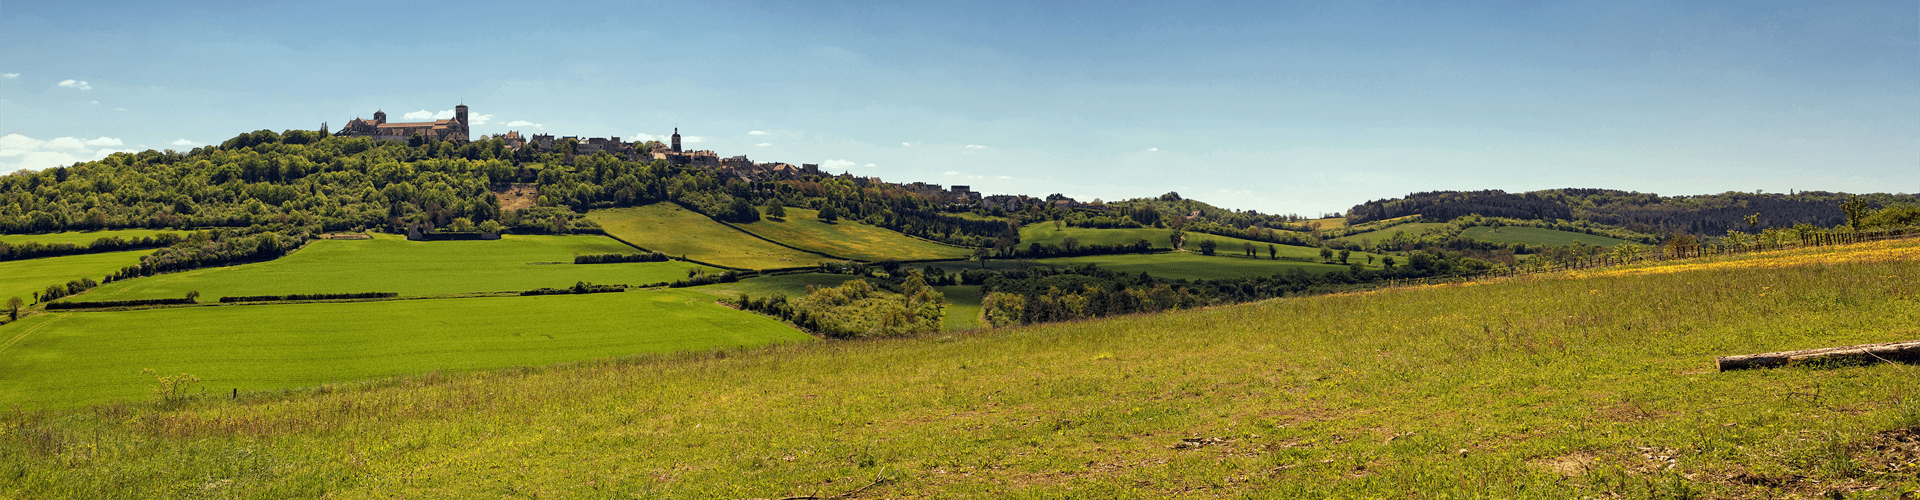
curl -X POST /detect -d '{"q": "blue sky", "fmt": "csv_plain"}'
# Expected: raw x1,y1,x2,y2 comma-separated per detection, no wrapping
2,1,1913,215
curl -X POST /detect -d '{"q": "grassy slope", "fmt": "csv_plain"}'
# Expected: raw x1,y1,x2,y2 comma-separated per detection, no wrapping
1328,221,1449,243
1460,226,1633,247
0,250,151,305
0,290,811,408
5,240,1919,497
1038,252,1357,280
0,229,177,245
934,285,982,331
736,208,974,262
1024,225,1375,260
587,204,825,269
78,234,709,301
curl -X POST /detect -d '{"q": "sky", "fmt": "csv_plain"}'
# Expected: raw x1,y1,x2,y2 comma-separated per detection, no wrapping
1,1,1914,215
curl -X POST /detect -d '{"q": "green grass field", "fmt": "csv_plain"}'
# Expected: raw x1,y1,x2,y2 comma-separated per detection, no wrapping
587,204,827,269
1025,225,1365,261
934,285,982,331
5,240,1918,497
77,234,709,301
0,250,152,306
0,290,811,408
736,207,975,262
0,229,179,245
1035,251,1359,280
1328,221,1449,244
1460,226,1634,247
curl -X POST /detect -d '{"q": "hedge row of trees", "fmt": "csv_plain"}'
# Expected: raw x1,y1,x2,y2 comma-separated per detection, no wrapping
0,233,187,261
573,252,671,264
521,282,626,296
46,297,197,310
729,276,944,338
103,227,309,283
37,277,100,303
218,292,396,303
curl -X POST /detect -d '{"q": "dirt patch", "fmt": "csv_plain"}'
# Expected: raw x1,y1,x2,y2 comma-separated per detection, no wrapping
1857,426,1920,480
1531,450,1600,477
495,183,539,212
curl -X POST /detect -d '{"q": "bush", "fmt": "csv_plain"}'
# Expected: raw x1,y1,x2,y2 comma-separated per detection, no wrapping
47,297,196,310
521,282,626,296
574,252,670,264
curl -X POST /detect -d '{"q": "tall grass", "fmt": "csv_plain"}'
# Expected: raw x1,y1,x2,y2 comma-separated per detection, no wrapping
3,240,1917,498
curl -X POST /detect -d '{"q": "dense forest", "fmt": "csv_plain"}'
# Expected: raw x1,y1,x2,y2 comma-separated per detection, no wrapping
1345,189,1920,235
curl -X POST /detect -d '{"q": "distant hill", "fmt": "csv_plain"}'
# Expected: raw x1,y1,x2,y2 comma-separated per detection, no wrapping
1346,189,1920,236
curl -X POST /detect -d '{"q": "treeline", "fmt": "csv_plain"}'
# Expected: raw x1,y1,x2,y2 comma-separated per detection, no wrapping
219,292,396,303
36,277,100,303
47,297,197,310
1345,189,1920,236
999,238,1157,259
521,282,626,296
103,228,309,283
729,276,944,338
977,250,1497,326
0,233,186,261
574,252,670,264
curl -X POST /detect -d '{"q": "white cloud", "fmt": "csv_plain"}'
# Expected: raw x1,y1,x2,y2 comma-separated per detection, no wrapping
45,137,86,150
822,159,857,170
965,144,986,149
171,139,199,146
864,163,875,167
1,73,18,79
88,100,99,105
997,175,1011,179
469,114,494,125
402,109,456,121
683,136,706,143
748,130,767,135
0,134,132,173
0,134,45,150
755,143,772,147
942,171,960,176
506,120,544,129
902,142,912,147
1148,147,1158,152
58,79,91,90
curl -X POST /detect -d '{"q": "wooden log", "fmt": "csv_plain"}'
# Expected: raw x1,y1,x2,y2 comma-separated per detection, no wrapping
1717,340,1920,371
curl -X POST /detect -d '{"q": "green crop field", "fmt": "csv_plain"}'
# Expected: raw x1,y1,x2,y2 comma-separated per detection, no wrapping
75,234,709,301
6,240,1916,497
736,207,975,262
0,289,811,408
0,250,152,306
0,229,180,245
587,203,827,269
1461,226,1634,247
1036,251,1360,280
934,285,982,331
1329,221,1449,243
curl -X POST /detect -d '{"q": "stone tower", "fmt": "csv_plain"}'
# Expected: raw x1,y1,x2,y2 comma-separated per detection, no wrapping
671,128,682,153
373,110,387,124
455,104,470,142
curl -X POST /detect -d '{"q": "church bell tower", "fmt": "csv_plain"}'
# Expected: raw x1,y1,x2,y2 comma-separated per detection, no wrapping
671,128,682,153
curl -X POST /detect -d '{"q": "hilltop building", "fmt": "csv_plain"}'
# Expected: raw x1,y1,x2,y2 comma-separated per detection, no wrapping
334,105,470,143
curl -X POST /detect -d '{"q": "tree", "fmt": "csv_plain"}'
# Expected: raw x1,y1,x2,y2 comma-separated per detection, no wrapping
1318,246,1334,262
1841,196,1871,229
1169,229,1186,251
766,201,787,218
1243,241,1255,257
1744,213,1761,232
1198,239,1217,256
478,219,503,234
1338,249,1351,264
725,198,761,223
818,205,839,222
1382,256,1397,269
185,290,200,302
6,296,20,321
1267,244,1276,260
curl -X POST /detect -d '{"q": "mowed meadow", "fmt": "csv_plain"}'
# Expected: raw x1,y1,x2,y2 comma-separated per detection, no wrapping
80,233,711,300
4,239,1917,498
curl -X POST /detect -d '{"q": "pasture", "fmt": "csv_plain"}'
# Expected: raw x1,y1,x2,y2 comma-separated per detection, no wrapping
77,234,708,301
1460,226,1633,247
934,284,983,331
587,203,826,269
1023,225,1343,259
5,238,1916,497
0,250,152,306
0,229,178,245
0,289,810,408
736,207,975,262
1328,221,1448,244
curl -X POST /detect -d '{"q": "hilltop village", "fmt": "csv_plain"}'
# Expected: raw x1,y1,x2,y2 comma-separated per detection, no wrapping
327,105,1076,211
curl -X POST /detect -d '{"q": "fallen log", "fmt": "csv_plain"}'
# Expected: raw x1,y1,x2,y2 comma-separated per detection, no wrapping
1717,340,1920,371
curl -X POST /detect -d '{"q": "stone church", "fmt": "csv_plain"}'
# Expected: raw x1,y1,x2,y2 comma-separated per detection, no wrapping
333,105,470,143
